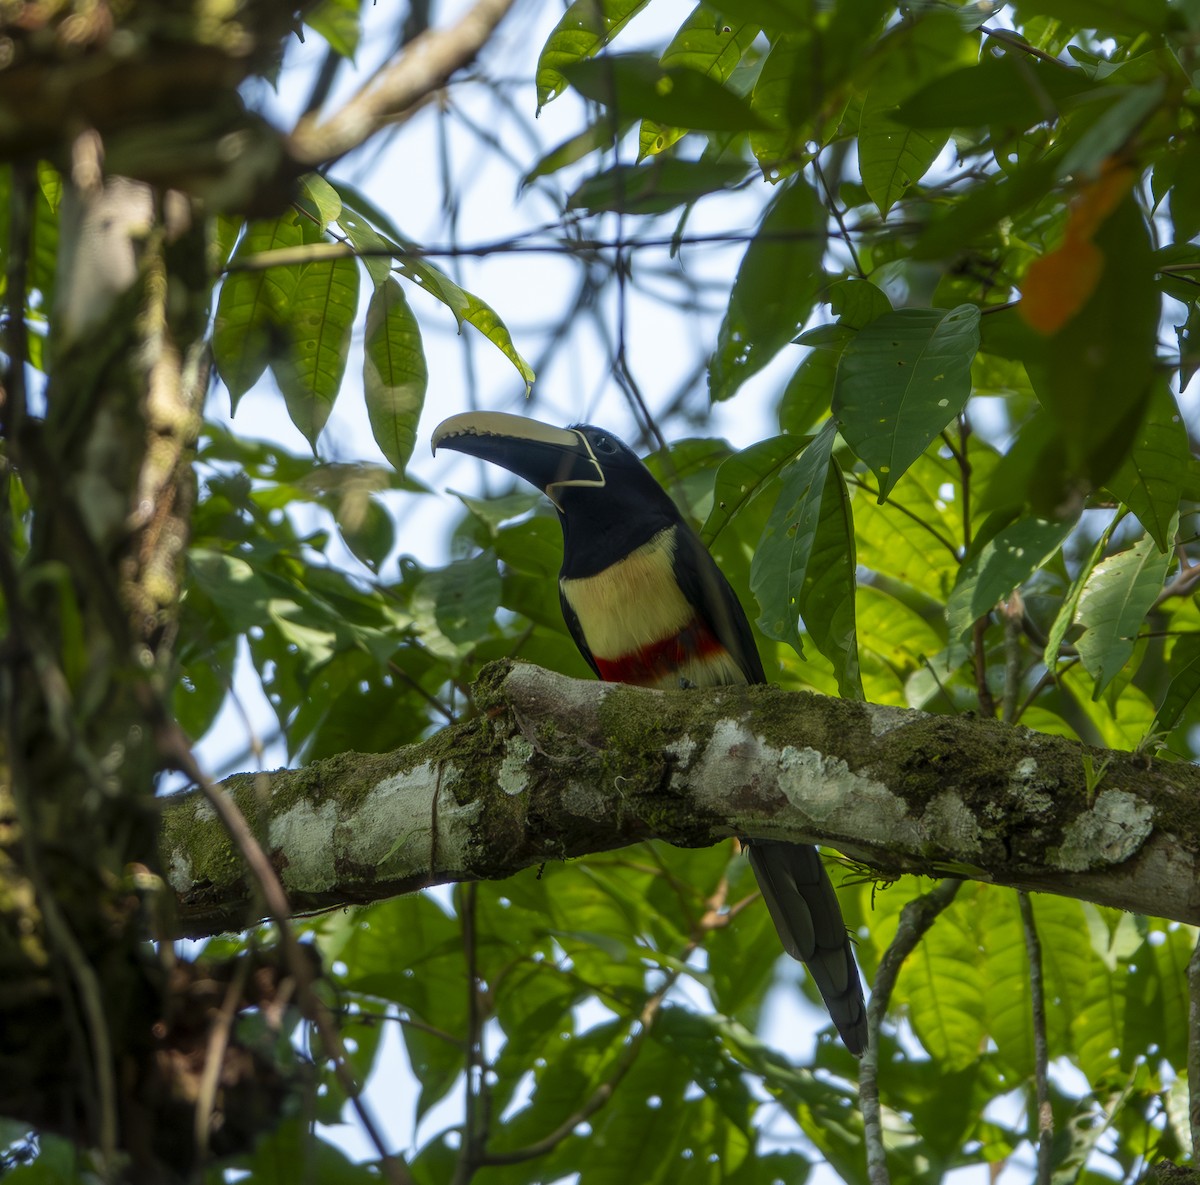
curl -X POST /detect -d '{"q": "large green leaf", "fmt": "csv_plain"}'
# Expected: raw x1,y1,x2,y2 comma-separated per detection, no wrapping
638,6,760,159
895,53,1093,132
700,433,801,545
535,0,651,109
1124,925,1193,1073
857,14,970,214
1150,634,1200,739
751,420,861,698
213,214,316,408
562,54,766,131
1012,0,1169,35
1074,522,1175,698
834,305,980,500
363,277,426,475
336,198,535,391
567,158,752,215
271,253,359,450
900,893,987,1071
1107,382,1189,552
710,176,827,402
945,515,1074,641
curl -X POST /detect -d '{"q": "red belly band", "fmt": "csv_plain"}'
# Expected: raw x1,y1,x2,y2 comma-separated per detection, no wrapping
594,619,726,686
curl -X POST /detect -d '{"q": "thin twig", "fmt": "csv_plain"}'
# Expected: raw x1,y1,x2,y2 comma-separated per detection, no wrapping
452,883,485,1185
973,617,996,717
860,878,963,1185
221,226,851,272
1018,890,1053,1185
958,416,972,554
1001,591,1024,726
813,152,866,279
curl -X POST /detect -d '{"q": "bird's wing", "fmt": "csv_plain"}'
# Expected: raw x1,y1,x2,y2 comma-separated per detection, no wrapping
559,587,602,678
670,523,767,685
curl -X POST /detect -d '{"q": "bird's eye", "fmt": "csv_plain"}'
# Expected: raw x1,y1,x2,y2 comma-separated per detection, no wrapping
593,435,616,454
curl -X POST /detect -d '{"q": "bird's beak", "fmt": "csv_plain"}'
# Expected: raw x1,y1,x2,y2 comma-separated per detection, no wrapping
432,412,606,503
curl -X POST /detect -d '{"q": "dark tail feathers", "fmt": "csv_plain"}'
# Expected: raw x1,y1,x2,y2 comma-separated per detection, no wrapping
746,840,868,1055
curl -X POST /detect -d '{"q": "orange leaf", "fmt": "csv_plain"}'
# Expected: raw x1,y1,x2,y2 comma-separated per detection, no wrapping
1020,235,1103,335
1019,167,1135,336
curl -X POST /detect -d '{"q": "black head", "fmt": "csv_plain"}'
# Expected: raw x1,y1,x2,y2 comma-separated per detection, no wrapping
432,412,682,576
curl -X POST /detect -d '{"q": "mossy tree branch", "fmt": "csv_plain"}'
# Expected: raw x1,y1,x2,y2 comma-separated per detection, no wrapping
165,661,1200,938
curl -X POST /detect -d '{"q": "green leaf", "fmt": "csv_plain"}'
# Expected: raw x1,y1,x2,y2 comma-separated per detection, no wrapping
535,0,651,110
337,494,395,572
860,92,946,217
946,516,1074,641
1043,516,1117,676
1075,522,1175,698
1150,634,1200,738
1012,0,1169,35
363,277,427,475
425,553,502,646
395,254,534,392
638,7,760,159
1171,136,1200,243
305,0,361,58
700,433,802,545
747,33,812,172
271,253,359,450
336,197,535,390
896,53,1093,131
522,119,633,187
778,326,852,436
828,278,891,330
296,172,343,227
1107,382,1189,552
36,160,62,212
213,215,315,408
834,304,980,500
902,892,987,1071
567,158,752,215
751,420,862,698
710,176,827,402
857,14,970,214
562,54,767,131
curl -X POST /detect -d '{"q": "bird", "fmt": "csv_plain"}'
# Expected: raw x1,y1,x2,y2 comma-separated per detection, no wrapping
432,410,868,1054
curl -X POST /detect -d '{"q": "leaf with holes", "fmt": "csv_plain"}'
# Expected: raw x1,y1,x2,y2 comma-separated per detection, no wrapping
834,304,980,500
1075,522,1175,698
710,175,827,403
536,0,652,110
946,515,1074,642
751,420,861,698
638,6,760,159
